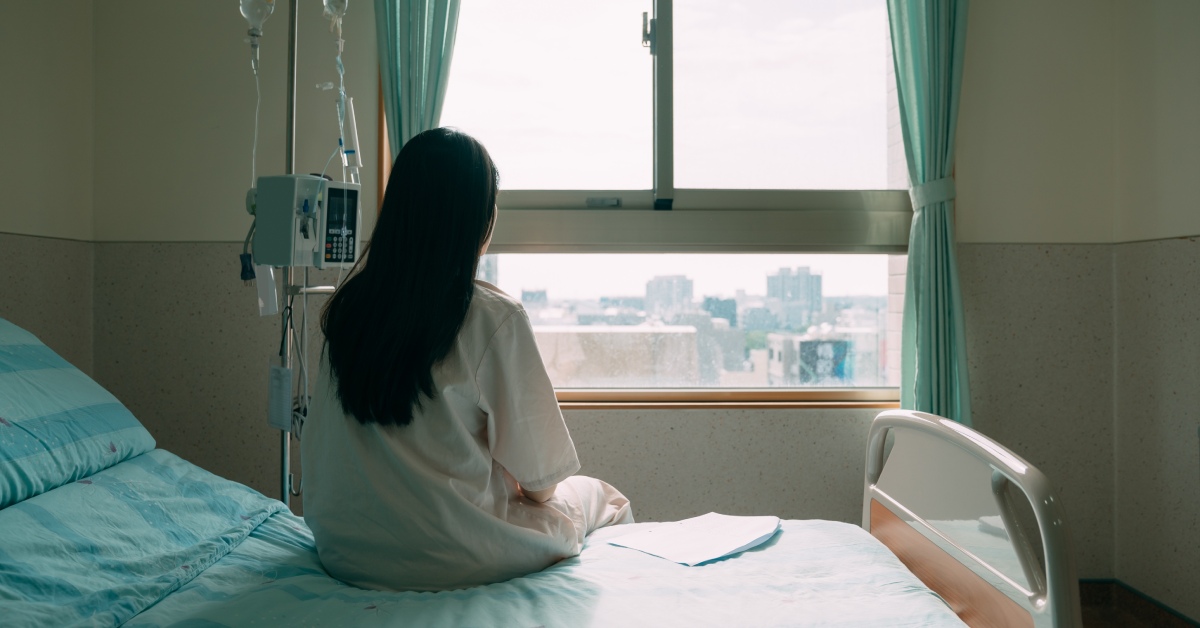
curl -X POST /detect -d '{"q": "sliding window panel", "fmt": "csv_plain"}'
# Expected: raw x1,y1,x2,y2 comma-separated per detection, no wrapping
439,1,652,190
674,0,900,190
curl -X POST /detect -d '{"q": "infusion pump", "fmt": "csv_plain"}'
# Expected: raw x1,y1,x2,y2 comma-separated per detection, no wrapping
252,175,362,269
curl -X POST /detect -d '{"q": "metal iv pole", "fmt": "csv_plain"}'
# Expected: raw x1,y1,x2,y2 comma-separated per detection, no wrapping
277,0,339,508
280,0,298,508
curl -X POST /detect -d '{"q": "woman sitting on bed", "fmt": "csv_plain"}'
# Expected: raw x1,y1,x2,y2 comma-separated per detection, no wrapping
303,127,633,592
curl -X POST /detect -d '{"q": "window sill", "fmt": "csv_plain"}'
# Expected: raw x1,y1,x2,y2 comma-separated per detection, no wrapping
555,389,900,411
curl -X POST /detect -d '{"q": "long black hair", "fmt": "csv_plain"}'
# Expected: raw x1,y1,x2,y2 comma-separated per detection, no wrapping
321,127,498,426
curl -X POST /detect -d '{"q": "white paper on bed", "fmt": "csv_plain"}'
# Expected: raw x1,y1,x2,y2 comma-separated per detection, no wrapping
608,512,781,566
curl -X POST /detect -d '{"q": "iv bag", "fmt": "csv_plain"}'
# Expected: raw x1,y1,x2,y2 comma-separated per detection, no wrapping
240,0,276,30
323,0,348,20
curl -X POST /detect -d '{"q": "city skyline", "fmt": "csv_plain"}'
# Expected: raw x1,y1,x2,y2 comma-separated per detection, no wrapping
489,254,890,302
510,262,891,387
478,255,893,388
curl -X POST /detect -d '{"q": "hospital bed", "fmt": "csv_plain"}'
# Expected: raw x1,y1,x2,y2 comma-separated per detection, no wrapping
0,316,1081,627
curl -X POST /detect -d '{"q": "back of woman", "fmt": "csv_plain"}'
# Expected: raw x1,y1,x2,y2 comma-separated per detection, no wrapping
302,128,632,592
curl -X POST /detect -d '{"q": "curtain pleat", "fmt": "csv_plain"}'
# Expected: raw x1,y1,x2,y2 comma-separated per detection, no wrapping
888,0,973,425
375,0,460,160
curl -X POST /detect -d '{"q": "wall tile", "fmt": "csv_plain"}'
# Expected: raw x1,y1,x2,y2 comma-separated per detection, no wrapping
1114,237,1200,621
565,408,877,525
958,243,1115,578
0,233,94,374
94,242,285,499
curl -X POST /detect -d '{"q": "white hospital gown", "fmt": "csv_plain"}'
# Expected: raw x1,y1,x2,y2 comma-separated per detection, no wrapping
302,281,633,592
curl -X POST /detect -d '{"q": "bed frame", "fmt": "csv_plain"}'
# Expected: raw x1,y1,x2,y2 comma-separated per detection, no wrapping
863,410,1083,628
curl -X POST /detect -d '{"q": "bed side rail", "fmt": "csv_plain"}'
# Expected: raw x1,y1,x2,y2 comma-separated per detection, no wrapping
862,410,1082,628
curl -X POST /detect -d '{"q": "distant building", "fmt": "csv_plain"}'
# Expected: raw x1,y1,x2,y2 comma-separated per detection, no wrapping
825,295,887,318
645,275,694,319
670,313,718,384
476,255,498,284
767,267,823,329
577,297,643,326
766,326,883,387
710,318,748,373
600,296,645,311
702,297,737,327
521,289,548,308
741,307,780,331
577,311,644,326
768,334,850,386
531,325,699,387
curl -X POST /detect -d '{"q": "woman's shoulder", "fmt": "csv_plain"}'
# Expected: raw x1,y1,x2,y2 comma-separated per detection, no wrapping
469,280,526,330
473,280,522,312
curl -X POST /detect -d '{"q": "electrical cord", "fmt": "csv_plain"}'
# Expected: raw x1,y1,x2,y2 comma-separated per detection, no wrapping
277,298,293,359
240,221,257,284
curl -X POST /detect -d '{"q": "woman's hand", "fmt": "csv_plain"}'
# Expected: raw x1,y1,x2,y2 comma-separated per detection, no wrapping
520,483,557,503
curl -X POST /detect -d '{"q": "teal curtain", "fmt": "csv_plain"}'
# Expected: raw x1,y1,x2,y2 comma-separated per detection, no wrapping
888,0,972,425
375,0,460,160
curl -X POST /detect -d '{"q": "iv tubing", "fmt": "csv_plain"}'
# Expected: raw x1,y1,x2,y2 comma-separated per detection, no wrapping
251,70,261,188
319,145,340,179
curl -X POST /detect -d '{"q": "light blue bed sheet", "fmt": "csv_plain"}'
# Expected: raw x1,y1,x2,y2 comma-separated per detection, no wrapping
128,516,966,627
0,449,285,627
0,446,965,627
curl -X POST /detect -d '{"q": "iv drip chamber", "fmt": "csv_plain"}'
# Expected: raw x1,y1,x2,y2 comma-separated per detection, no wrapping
240,0,276,30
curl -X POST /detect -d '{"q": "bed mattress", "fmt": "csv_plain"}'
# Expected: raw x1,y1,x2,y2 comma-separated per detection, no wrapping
1,450,965,627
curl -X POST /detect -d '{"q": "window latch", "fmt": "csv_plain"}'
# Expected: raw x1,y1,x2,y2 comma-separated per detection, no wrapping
642,12,656,55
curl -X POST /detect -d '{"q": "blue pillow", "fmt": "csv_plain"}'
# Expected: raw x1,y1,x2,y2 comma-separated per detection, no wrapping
0,317,155,509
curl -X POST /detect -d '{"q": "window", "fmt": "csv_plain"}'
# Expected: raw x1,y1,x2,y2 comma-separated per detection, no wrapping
386,1,912,403
481,254,898,395
440,0,906,197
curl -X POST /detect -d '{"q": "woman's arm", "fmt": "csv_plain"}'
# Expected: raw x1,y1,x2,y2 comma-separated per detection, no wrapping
478,309,581,503
521,483,558,503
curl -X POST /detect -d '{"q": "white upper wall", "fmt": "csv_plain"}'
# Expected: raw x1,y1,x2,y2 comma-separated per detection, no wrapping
1113,0,1200,242
956,0,1199,244
955,0,1117,244
0,2,95,241
92,1,379,242
11,2,1194,245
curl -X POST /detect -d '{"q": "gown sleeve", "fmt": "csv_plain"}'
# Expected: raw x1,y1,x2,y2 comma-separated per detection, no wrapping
477,309,581,492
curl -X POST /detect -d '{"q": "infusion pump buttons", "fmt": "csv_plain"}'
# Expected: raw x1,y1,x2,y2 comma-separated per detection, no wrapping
325,230,354,263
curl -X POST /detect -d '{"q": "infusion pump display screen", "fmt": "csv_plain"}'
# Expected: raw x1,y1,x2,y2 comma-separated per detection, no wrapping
324,187,359,264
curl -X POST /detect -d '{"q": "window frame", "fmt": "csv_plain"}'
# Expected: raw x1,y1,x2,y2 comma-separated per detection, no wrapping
377,0,907,407
557,388,898,410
